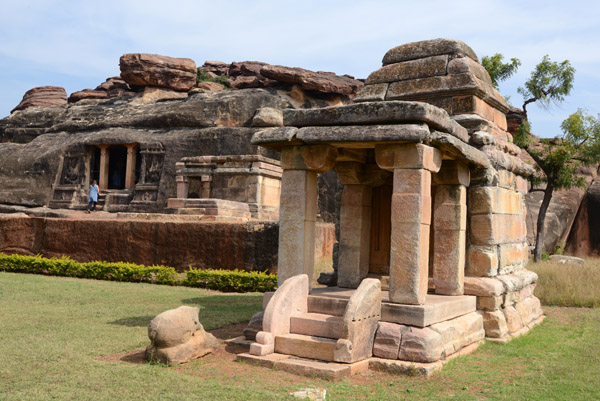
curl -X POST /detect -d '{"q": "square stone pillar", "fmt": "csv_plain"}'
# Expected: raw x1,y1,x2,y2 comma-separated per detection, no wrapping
98,145,109,190
277,169,318,286
176,176,189,198
201,175,212,198
125,144,137,189
337,184,372,288
375,143,441,305
432,161,469,295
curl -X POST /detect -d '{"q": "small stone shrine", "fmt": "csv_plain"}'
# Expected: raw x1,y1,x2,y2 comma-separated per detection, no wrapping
238,39,544,378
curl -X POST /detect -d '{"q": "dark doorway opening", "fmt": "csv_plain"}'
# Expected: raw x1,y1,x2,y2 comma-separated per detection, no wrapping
91,147,101,184
108,146,127,190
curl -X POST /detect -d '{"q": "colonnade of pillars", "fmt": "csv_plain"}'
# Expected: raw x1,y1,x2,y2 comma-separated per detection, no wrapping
276,143,469,306
97,144,138,190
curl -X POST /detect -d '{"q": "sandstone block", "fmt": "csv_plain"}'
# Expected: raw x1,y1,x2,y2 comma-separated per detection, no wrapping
11,86,67,113
366,55,448,84
469,186,523,215
466,245,498,277
372,322,407,360
68,89,108,103
391,193,432,224
502,305,524,334
392,168,432,194
389,222,430,305
144,306,217,365
375,143,442,172
275,333,337,361
398,327,444,363
432,228,465,295
477,296,503,311
280,145,337,173
119,53,197,92
251,107,283,127
433,195,467,230
260,64,363,95
447,56,493,86
451,95,495,121
516,176,529,194
499,242,529,270
464,276,505,297
497,170,517,190
263,274,309,339
194,81,225,92
469,214,527,245
354,83,388,102
130,86,188,105
430,312,484,355
382,39,479,65
289,313,343,339
478,310,508,338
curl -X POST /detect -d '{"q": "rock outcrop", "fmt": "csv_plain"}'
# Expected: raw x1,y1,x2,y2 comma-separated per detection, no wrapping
145,306,217,365
119,53,197,92
11,86,67,113
260,65,363,95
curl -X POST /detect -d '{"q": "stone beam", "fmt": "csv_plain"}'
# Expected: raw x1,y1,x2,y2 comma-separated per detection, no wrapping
281,145,337,173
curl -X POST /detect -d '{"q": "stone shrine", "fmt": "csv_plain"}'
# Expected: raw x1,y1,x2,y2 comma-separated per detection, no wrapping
238,39,544,378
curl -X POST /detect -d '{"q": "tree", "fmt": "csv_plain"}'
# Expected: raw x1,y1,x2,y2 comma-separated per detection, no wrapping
482,54,597,262
515,111,600,262
481,53,521,89
517,55,575,119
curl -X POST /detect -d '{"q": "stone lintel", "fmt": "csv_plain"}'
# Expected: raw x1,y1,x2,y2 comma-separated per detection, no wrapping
283,101,468,141
280,145,337,173
382,39,479,65
297,124,429,145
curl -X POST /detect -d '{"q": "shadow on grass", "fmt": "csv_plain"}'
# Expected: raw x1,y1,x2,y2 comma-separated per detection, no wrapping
109,315,155,327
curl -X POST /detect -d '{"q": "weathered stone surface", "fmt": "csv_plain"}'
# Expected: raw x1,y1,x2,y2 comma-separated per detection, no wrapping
469,187,523,215
366,55,449,84
145,306,217,365
120,53,197,91
283,101,468,141
398,327,444,363
229,61,269,77
464,276,505,297
289,312,343,339
470,213,527,245
243,311,264,341
251,107,283,127
261,65,363,95
376,143,441,172
275,333,337,361
228,75,262,89
194,81,225,92
11,86,67,113
354,83,388,102
430,312,484,356
68,89,108,103
130,86,188,105
373,322,407,359
198,60,229,76
95,76,132,96
466,245,499,277
478,309,508,338
383,39,479,65
548,255,584,264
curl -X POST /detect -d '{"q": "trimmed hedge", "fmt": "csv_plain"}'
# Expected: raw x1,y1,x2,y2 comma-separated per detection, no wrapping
0,253,276,293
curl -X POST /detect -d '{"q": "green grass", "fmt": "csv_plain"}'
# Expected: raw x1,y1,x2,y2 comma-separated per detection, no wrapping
1,272,600,400
529,257,600,307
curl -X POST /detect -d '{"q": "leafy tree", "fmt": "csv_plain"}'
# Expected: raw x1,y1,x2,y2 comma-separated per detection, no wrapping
482,53,521,89
517,55,575,118
515,110,600,261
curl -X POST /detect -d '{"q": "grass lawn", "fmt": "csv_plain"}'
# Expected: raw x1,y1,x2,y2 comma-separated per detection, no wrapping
1,272,599,400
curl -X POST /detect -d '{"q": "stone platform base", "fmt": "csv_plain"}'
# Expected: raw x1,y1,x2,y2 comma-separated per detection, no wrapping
237,340,482,379
485,315,545,343
166,198,252,220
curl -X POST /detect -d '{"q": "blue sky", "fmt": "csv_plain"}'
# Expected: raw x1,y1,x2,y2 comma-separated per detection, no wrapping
1,0,598,138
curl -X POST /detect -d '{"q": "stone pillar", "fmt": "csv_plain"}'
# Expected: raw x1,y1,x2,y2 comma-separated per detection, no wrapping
176,176,189,198
125,144,137,189
98,145,109,190
201,175,212,198
277,145,337,287
337,184,372,288
432,161,469,295
375,143,441,305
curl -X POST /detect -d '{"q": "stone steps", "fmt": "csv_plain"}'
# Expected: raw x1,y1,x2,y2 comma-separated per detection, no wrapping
290,313,343,339
275,333,338,362
307,294,348,317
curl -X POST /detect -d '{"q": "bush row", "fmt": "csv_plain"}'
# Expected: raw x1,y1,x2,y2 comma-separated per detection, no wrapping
0,253,277,293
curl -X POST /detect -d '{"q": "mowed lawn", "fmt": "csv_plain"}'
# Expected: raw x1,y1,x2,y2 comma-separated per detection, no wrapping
1,272,599,401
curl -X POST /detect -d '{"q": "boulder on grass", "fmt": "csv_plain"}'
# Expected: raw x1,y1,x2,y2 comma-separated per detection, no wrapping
144,306,217,365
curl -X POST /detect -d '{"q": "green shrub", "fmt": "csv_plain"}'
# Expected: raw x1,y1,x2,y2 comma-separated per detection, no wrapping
184,267,277,293
196,69,229,87
0,253,275,293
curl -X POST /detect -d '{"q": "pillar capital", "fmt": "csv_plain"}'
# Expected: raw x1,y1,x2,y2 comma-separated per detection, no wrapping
281,145,337,172
434,160,470,186
375,143,441,172
335,162,390,186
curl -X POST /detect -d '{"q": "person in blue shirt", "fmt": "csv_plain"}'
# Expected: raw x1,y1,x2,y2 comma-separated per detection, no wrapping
86,180,99,213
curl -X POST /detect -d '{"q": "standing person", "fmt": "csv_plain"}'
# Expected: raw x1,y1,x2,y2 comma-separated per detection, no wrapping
86,180,99,213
